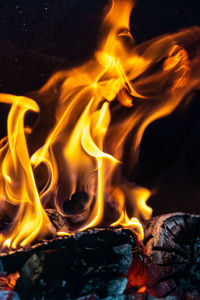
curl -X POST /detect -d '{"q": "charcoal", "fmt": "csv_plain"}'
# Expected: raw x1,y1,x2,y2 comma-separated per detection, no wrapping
102,294,179,300
0,291,20,300
25,276,127,299
143,213,200,298
65,276,127,298
76,276,127,297
76,296,99,300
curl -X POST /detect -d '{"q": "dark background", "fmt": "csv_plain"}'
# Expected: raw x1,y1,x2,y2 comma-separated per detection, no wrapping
0,0,200,215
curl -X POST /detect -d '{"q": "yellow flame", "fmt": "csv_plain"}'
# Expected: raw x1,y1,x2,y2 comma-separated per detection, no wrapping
80,101,118,230
110,186,151,240
0,94,50,249
111,210,144,240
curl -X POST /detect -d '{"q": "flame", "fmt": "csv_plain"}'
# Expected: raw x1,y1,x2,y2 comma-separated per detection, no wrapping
111,186,152,239
0,94,50,249
0,0,200,249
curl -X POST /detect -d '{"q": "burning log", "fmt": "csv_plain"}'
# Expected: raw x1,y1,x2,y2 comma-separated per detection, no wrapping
143,213,200,298
0,215,200,299
0,228,141,299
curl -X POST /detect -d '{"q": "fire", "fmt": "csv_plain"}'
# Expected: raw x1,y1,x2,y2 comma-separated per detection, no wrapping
0,95,50,249
111,186,152,240
0,0,200,249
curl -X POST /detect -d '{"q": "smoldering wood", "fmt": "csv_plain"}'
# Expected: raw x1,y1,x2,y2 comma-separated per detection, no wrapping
16,242,132,281
143,213,200,298
0,228,136,273
0,228,139,299
1,213,200,299
16,275,128,299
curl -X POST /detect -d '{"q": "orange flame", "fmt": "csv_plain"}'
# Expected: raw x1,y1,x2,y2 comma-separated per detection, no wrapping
0,0,200,249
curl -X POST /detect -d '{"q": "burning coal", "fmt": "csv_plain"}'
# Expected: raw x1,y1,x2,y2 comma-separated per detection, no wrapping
0,0,200,250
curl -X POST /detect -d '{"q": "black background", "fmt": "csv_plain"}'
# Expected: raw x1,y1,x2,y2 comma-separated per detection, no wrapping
0,0,200,215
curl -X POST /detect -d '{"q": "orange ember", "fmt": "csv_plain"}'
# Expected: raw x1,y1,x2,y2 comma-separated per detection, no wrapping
0,0,200,250
137,286,147,294
0,272,20,291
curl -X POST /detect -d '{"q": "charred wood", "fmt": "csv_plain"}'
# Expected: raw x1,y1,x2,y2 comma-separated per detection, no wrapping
0,228,136,273
15,276,128,299
143,213,200,298
45,208,69,233
0,228,139,299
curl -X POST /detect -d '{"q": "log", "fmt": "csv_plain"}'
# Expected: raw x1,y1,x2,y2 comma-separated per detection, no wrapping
1,213,200,299
0,228,140,299
143,213,200,298
0,228,136,272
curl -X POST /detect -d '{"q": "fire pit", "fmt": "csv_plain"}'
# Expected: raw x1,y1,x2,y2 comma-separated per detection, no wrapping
0,0,200,299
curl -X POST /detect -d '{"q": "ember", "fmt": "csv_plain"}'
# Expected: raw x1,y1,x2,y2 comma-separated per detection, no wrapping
0,272,19,291
0,0,200,299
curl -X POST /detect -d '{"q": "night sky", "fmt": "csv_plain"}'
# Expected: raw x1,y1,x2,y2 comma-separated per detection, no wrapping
0,0,200,215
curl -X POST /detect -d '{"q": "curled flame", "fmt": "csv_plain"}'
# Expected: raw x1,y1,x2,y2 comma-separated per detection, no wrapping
0,0,200,249
0,94,50,249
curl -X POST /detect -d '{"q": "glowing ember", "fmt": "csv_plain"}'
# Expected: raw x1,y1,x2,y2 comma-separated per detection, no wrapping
0,272,20,291
137,286,147,294
0,0,200,250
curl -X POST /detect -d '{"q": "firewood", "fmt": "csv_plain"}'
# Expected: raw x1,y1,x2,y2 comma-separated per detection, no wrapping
0,228,136,272
0,228,140,299
143,213,200,298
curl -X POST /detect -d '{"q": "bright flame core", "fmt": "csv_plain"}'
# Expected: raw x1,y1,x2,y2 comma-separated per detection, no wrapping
0,0,200,249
